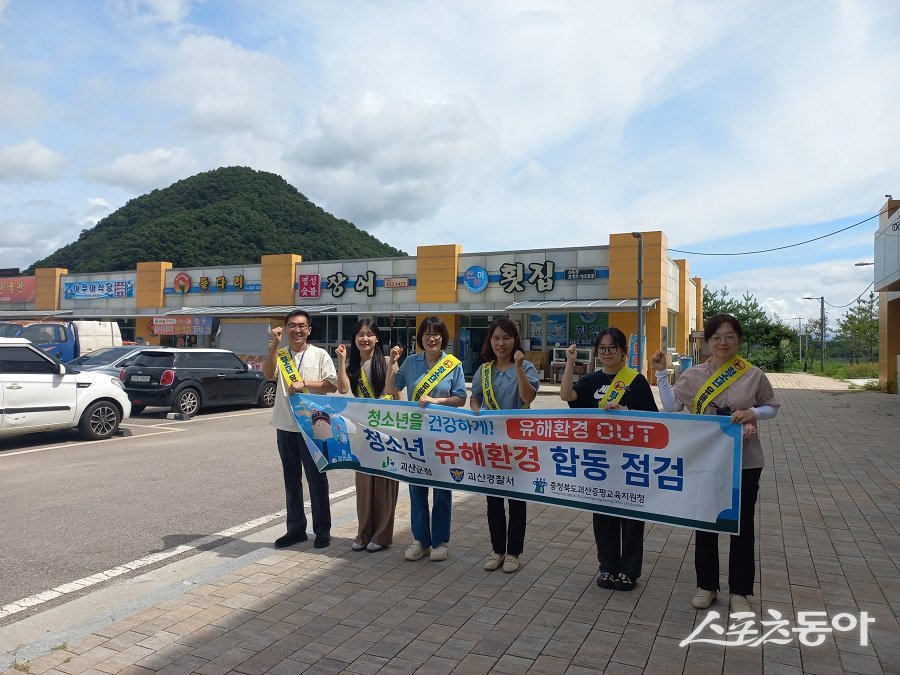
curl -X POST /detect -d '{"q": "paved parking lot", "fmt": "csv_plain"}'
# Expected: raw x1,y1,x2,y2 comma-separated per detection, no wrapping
2,373,898,674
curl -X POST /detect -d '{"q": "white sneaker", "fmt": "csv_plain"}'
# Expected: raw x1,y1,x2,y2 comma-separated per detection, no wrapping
484,552,505,571
730,594,752,614
502,555,520,574
430,544,449,562
692,588,717,610
404,541,429,561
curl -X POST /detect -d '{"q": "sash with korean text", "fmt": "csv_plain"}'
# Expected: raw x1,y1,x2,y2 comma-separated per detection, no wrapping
481,362,500,410
597,366,638,408
411,354,462,402
276,348,307,393
692,356,752,415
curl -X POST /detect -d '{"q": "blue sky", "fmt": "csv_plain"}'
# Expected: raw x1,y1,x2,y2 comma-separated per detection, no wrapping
1,0,897,328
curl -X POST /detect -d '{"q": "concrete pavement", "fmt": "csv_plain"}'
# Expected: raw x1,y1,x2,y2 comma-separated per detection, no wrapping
2,373,898,674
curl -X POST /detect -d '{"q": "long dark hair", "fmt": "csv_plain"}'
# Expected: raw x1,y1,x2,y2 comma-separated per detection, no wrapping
348,318,387,397
481,318,526,362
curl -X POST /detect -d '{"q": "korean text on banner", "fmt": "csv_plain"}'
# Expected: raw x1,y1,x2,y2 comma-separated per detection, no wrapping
288,395,743,534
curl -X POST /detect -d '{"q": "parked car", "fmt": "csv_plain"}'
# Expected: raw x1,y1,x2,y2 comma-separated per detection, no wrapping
121,348,276,417
0,337,131,440
66,345,163,377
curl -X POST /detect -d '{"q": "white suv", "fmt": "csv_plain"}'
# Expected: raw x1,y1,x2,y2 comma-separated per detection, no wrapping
0,337,131,440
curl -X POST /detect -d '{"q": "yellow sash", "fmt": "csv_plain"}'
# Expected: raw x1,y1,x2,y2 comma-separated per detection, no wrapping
481,361,530,410
481,362,500,410
598,366,638,407
356,367,375,399
276,348,307,393
412,354,461,402
355,361,393,400
692,355,752,414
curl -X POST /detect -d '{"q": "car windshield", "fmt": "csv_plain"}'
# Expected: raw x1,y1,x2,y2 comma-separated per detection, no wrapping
131,352,176,368
68,347,132,366
20,325,57,342
0,323,23,337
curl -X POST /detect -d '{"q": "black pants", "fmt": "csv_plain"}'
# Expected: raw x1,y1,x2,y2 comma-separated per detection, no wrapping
695,467,762,596
277,429,331,536
487,497,526,556
593,513,644,579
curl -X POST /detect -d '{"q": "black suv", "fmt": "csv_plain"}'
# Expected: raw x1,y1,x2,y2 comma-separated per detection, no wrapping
121,348,276,417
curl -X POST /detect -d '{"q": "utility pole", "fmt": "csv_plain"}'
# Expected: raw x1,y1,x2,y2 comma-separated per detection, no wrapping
791,316,803,361
803,297,826,372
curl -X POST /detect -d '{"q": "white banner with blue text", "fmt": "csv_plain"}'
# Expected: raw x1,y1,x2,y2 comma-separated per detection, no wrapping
289,395,743,534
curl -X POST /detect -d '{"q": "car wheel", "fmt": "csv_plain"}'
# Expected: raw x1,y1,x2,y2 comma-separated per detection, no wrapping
78,400,122,440
130,405,145,416
173,387,201,417
258,381,276,408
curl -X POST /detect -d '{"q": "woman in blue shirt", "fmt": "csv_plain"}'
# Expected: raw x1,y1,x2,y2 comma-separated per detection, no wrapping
470,318,539,574
394,316,467,562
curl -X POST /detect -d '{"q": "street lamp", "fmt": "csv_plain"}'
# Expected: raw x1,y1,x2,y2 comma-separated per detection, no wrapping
631,232,644,373
802,296,825,372
854,262,874,267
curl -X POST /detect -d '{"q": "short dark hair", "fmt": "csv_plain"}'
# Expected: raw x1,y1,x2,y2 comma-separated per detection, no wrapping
703,313,744,342
593,327,628,357
284,309,311,325
416,316,449,351
481,318,525,361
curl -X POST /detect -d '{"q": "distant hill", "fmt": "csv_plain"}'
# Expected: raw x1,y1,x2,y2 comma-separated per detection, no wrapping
26,167,406,273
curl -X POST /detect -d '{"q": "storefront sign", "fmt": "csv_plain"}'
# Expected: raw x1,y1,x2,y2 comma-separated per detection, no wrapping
569,312,609,346
64,280,134,300
462,266,489,293
0,276,36,303
326,271,376,298
173,272,192,295
150,316,214,336
383,277,410,289
529,313,568,348
565,268,597,281
291,395,743,534
499,261,555,293
298,274,321,298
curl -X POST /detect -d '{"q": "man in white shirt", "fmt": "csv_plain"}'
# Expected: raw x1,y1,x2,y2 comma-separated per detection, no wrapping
263,309,337,549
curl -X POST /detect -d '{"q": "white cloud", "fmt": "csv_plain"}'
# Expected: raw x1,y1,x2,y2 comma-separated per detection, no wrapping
144,34,299,137
84,147,198,191
287,94,499,225
119,0,191,25
707,258,878,328
0,139,65,181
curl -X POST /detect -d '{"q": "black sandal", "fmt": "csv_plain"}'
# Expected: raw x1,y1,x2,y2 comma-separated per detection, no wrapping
596,570,615,589
613,573,636,591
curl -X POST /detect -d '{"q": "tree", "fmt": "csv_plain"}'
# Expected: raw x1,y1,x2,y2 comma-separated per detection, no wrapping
703,286,739,317
804,316,829,371
836,292,878,365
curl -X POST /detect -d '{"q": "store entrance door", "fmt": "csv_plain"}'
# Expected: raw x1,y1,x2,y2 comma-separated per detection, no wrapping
459,327,488,377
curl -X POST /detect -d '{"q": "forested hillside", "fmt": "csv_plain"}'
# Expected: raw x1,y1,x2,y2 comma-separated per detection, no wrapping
27,167,405,273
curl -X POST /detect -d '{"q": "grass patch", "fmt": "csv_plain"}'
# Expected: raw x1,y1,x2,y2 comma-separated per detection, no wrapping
10,659,30,673
50,642,68,651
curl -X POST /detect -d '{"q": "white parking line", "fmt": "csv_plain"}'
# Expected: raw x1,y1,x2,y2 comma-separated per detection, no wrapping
0,485,357,620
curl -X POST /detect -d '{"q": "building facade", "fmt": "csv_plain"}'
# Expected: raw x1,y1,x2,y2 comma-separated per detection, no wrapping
874,197,900,392
0,231,702,377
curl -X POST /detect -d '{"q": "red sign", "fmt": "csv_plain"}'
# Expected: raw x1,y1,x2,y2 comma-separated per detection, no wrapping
0,276,36,303
506,417,669,449
173,272,192,294
298,274,321,298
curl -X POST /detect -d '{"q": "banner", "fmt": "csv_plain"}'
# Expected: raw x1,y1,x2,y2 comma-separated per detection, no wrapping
0,276,36,303
64,280,134,299
150,316,214,335
289,395,743,534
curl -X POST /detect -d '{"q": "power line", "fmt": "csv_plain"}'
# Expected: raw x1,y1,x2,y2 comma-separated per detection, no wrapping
668,209,886,256
824,280,875,309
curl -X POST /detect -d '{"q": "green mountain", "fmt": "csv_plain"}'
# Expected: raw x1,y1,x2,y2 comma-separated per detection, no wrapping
26,167,406,273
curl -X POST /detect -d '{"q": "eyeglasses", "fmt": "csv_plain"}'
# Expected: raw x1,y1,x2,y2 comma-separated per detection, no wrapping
286,323,309,330
596,346,620,354
423,333,442,340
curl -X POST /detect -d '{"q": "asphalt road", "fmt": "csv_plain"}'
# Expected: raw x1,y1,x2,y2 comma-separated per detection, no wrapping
0,405,356,614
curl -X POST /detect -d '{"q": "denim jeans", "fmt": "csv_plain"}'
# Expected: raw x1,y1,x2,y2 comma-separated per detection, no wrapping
409,485,451,548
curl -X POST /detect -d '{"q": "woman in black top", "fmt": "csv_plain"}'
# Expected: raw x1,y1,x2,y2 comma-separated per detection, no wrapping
560,327,658,591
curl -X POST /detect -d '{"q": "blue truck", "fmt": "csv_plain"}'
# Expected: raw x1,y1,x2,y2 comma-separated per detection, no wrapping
0,320,122,362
